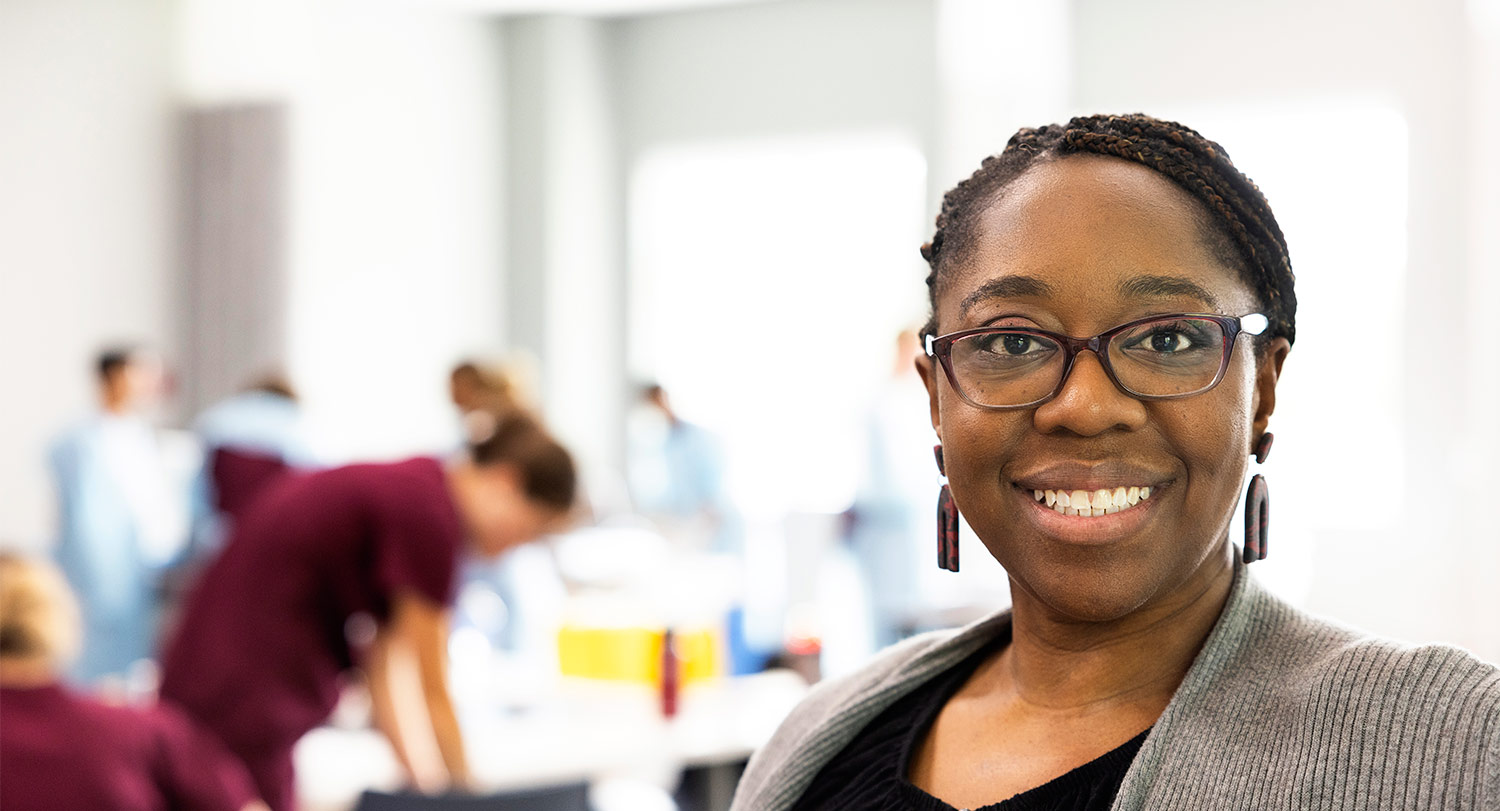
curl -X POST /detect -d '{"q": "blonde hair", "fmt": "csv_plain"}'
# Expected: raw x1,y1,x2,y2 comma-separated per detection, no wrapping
450,356,540,418
0,554,81,667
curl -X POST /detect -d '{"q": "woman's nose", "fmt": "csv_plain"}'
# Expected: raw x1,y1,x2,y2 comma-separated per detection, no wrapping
1032,350,1148,436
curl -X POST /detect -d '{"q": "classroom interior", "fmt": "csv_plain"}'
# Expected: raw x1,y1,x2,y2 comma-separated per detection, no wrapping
3,0,1500,808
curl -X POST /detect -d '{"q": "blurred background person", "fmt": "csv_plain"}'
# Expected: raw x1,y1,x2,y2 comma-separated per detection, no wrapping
0,553,267,811
47,346,187,687
450,358,532,429
626,382,740,555
446,358,567,664
844,329,933,651
157,414,578,810
164,374,321,622
191,374,318,542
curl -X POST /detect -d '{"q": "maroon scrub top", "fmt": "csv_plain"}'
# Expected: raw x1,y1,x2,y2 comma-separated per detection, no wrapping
211,446,291,521
0,683,259,810
159,457,464,759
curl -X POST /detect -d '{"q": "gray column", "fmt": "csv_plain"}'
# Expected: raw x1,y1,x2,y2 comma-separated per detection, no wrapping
504,16,627,474
179,103,289,415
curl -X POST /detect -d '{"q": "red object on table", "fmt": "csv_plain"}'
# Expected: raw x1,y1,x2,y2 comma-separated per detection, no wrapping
660,627,679,719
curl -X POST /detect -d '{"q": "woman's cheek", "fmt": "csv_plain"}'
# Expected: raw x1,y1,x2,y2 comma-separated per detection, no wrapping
942,414,1025,533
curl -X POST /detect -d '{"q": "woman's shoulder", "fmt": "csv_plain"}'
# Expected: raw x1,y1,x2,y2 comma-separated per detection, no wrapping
0,683,155,749
1107,573,1500,810
732,612,1011,811
1307,631,1499,696
1281,622,1500,738
1236,581,1500,712
1154,576,1500,796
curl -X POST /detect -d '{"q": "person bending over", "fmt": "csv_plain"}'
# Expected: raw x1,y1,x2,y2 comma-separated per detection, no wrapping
159,415,577,810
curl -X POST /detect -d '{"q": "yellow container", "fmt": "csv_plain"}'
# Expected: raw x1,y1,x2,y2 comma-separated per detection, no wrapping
557,625,722,684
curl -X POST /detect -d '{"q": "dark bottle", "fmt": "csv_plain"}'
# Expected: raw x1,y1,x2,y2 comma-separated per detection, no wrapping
660,627,679,719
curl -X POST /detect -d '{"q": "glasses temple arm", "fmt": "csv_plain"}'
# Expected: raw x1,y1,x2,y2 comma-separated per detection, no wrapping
1238,313,1270,336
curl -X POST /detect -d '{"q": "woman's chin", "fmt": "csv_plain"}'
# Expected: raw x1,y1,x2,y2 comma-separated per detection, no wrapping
1005,558,1173,624
999,540,1231,625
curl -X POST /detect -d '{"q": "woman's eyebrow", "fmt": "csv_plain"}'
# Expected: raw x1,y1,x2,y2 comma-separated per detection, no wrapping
957,273,1221,315
1118,274,1221,308
959,275,1055,314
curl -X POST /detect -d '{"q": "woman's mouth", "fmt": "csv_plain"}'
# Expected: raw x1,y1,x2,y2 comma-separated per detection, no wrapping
1007,477,1168,545
1030,486,1154,517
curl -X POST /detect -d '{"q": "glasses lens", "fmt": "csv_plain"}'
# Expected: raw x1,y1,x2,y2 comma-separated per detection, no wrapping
948,330,1065,407
1108,317,1228,397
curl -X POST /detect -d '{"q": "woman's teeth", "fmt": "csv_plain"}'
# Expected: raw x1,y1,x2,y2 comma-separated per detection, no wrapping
1031,486,1153,517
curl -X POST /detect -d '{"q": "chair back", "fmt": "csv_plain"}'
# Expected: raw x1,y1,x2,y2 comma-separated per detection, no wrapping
353,782,590,811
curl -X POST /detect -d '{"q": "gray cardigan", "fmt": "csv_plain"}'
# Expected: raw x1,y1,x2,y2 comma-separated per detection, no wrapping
732,557,1500,810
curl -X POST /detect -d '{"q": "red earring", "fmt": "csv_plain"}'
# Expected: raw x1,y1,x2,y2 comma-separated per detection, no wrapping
1253,432,1274,464
1243,432,1273,564
935,445,959,572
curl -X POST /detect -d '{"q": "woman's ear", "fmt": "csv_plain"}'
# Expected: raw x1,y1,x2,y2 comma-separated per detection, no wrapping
1251,337,1291,443
915,353,942,435
482,462,523,492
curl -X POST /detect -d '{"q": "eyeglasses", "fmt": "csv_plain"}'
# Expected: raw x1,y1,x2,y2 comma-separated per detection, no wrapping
924,312,1269,410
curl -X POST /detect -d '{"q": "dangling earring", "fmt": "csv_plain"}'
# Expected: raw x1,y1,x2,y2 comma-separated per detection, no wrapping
935,445,959,572
1243,432,1273,564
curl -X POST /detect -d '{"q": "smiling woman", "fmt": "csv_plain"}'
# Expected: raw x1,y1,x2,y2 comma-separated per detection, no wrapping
730,114,1500,811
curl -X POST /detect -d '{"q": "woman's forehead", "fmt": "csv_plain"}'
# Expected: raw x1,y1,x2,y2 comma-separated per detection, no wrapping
938,156,1256,326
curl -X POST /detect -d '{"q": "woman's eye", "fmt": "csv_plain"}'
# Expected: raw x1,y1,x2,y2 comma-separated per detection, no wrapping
1147,330,1194,352
982,333,1041,355
1127,322,1211,354
1000,334,1035,354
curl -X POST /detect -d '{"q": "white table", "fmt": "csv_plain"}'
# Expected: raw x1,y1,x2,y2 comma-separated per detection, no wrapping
296,670,808,811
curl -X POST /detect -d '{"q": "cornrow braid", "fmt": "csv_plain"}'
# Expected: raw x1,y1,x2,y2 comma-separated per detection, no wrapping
920,114,1296,347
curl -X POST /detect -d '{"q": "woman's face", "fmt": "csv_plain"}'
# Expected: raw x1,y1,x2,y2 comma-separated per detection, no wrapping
465,466,570,558
918,155,1288,622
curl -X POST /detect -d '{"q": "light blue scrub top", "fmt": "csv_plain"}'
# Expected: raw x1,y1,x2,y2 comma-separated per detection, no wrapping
50,415,178,685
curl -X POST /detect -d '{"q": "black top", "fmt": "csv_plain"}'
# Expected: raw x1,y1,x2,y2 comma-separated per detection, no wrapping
791,631,1150,811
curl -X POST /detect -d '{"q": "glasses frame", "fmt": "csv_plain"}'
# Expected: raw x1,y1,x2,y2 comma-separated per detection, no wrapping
924,312,1269,410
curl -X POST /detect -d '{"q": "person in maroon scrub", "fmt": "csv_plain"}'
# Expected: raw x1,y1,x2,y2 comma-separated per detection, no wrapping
158,415,578,810
0,554,267,811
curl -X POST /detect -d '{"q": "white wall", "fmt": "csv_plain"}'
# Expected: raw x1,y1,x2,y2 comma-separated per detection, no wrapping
1459,0,1500,665
615,0,937,151
1073,0,1500,660
287,6,508,461
0,0,177,551
932,0,1072,208
178,0,510,462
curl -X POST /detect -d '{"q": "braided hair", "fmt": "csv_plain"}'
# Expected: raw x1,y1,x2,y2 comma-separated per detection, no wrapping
920,114,1296,349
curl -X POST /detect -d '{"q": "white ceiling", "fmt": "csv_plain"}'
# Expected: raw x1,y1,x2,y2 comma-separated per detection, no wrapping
422,0,773,17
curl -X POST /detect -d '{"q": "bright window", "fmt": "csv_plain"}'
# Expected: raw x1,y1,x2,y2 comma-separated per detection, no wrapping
628,135,929,518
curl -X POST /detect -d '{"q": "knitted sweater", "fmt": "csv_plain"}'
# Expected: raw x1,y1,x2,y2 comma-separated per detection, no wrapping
732,556,1500,810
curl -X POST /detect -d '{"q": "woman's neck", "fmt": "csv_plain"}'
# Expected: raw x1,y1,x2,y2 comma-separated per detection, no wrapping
0,656,59,689
998,544,1234,715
